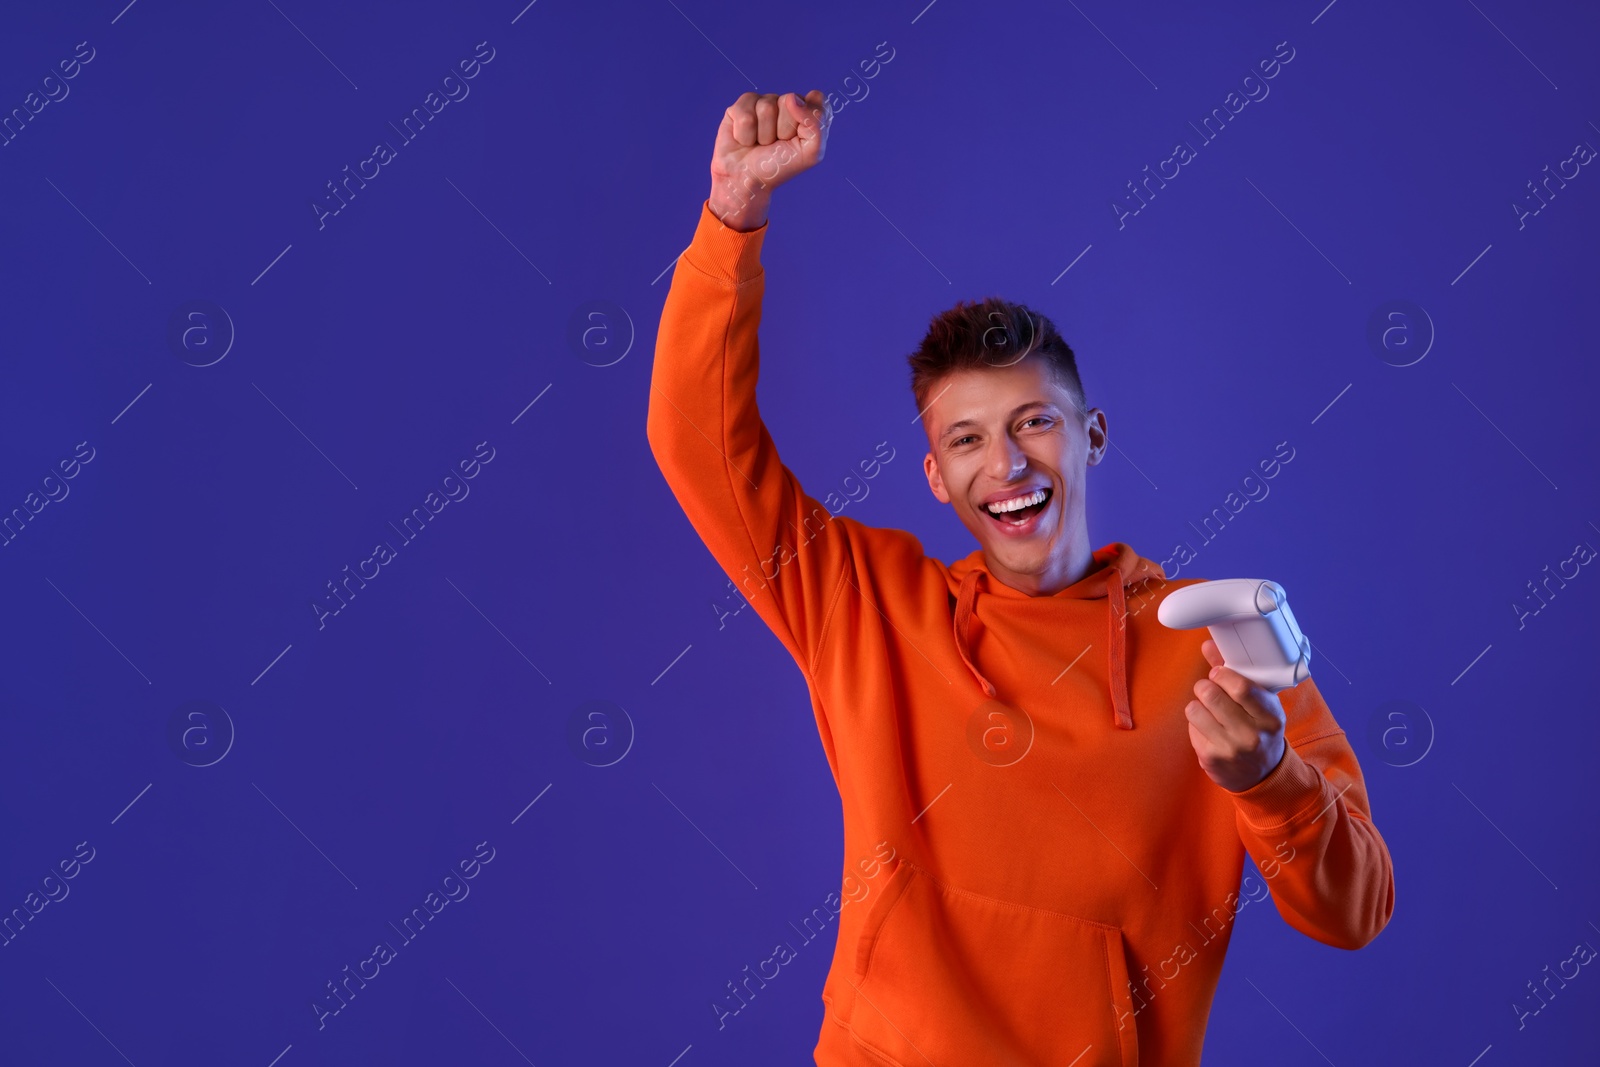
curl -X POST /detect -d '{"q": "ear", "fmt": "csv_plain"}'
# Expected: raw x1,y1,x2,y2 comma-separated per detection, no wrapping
1084,408,1109,466
924,451,950,503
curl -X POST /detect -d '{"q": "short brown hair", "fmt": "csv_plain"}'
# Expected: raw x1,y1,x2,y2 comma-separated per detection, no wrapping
906,296,1087,425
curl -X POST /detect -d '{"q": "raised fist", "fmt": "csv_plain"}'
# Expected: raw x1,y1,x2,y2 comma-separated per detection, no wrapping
708,90,831,230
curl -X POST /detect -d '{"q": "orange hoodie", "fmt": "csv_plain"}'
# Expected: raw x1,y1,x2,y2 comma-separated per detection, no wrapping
648,199,1395,1067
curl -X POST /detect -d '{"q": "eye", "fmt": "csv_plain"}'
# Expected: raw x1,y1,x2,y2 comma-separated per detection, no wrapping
951,434,977,447
1021,416,1051,430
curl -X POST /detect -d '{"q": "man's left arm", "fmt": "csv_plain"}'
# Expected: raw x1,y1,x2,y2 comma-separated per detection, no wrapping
1223,674,1397,949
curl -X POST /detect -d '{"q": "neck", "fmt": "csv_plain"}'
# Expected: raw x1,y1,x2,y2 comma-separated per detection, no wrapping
984,523,1095,597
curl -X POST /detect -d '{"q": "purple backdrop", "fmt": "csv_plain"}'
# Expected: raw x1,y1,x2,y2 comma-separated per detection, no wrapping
1,0,1596,1063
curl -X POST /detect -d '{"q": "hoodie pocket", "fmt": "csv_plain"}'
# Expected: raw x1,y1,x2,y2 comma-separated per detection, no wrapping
847,860,1139,1067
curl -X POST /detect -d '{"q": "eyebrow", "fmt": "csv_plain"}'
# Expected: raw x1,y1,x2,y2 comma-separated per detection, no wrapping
939,401,1058,442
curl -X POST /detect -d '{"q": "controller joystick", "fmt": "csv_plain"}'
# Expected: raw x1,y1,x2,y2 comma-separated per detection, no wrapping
1157,579,1312,692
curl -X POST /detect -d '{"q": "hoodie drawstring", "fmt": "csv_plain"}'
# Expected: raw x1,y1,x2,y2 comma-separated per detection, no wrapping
953,568,997,700
952,561,1134,730
1104,565,1133,730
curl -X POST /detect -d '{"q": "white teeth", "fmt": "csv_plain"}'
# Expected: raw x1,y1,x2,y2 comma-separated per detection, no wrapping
984,488,1047,515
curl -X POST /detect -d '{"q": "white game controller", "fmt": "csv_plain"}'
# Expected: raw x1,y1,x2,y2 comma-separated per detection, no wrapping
1157,579,1312,692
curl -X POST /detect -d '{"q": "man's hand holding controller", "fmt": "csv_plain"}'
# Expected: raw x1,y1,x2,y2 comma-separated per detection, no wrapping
1161,579,1314,794
708,90,833,232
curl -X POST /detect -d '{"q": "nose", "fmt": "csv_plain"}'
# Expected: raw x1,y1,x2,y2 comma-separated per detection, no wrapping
986,432,1028,481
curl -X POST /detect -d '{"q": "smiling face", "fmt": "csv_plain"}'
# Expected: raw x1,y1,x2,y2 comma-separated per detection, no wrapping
922,356,1108,596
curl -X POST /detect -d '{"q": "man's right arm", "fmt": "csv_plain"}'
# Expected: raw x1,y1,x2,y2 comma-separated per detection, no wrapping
646,198,853,679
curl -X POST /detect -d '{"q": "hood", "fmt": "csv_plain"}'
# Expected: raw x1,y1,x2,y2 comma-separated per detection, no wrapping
946,542,1167,730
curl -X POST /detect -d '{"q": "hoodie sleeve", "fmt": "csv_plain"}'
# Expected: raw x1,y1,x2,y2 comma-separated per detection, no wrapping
645,200,855,681
1223,674,1396,949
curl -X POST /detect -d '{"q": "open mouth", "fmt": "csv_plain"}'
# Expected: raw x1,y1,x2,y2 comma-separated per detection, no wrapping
981,487,1052,529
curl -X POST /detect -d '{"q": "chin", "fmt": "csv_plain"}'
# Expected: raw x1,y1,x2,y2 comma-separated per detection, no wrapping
998,545,1048,570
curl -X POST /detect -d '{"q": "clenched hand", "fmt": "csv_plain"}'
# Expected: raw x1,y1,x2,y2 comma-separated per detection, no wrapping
708,90,832,231
1185,638,1288,793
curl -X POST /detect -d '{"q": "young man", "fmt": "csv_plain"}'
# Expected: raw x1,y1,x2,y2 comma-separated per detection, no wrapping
647,89,1394,1067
